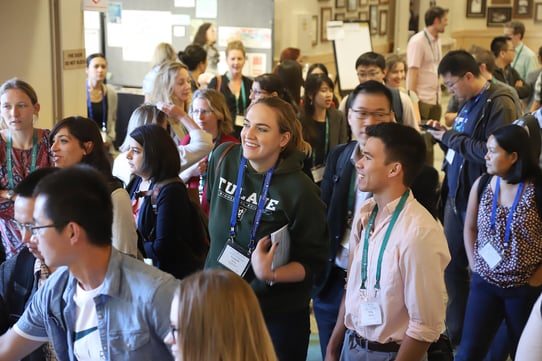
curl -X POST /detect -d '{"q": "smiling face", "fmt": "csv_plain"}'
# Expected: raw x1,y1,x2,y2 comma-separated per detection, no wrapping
125,137,148,179
171,68,192,103
355,136,395,193
50,127,89,168
385,62,405,88
32,195,69,268
1,89,39,132
241,103,290,173
226,49,246,76
485,135,517,176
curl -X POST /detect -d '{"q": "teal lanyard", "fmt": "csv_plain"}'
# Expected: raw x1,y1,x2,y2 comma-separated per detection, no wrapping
7,129,38,190
311,111,329,165
227,74,247,114
360,190,409,291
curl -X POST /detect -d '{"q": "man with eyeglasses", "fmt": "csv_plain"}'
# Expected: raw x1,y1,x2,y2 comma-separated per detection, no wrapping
491,36,532,102
425,50,519,348
0,167,59,361
0,165,179,361
338,52,418,131
315,81,441,360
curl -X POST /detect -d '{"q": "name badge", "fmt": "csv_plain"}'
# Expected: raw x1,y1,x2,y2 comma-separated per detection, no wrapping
311,165,325,183
218,239,250,276
235,115,245,127
479,242,502,269
445,148,455,165
359,301,383,326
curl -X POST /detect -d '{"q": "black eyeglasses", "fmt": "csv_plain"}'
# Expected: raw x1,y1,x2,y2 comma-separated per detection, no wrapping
169,325,178,343
30,224,60,236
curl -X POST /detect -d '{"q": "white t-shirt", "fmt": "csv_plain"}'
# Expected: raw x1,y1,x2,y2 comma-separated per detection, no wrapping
73,283,105,361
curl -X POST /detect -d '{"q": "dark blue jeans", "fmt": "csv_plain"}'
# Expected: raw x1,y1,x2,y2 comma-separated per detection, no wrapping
443,198,470,346
314,267,346,359
265,306,310,361
455,273,542,361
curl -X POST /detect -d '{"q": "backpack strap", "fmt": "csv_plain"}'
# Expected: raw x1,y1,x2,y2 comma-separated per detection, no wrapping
215,142,236,174
389,87,403,123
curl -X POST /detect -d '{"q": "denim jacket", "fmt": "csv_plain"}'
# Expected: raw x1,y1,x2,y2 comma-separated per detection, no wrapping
15,248,179,361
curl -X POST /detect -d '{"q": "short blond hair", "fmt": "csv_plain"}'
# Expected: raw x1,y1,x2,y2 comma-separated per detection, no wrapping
150,42,177,67
225,40,246,58
174,270,277,361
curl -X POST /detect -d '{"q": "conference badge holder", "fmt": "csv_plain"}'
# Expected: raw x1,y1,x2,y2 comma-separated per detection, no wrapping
218,238,251,277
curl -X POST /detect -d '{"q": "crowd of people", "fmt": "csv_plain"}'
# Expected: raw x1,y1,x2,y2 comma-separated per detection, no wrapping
1,11,542,361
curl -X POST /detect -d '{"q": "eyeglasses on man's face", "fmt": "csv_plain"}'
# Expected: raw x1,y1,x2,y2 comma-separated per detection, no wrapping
349,108,391,121
29,223,60,236
10,219,33,234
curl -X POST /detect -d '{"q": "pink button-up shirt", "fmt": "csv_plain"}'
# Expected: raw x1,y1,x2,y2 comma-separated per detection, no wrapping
407,29,442,105
344,193,450,344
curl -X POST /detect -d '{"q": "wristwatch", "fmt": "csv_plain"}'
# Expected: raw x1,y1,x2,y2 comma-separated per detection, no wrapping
5,190,14,200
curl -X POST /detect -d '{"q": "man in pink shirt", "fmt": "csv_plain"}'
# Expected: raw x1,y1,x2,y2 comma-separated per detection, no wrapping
407,6,448,164
326,122,450,361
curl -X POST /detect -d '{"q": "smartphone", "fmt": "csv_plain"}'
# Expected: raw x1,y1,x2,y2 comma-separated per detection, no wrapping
418,123,440,131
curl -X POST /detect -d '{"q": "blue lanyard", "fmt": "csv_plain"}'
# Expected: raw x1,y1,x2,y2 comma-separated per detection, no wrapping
423,29,441,64
86,84,107,131
490,177,524,250
453,81,490,132
7,129,38,190
360,190,409,291
228,157,275,253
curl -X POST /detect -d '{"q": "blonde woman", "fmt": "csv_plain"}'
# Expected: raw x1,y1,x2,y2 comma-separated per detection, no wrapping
205,97,328,361
150,61,213,149
208,40,253,137
165,269,277,361
143,42,177,101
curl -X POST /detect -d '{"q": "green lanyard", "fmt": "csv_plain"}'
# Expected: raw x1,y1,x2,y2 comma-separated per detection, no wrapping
227,74,247,115
311,111,329,165
7,129,38,190
360,190,409,291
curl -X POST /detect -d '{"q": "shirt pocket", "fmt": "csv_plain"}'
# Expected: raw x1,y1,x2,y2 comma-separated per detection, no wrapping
109,329,150,354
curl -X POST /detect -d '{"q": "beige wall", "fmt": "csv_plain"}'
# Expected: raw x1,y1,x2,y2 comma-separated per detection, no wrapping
0,0,86,130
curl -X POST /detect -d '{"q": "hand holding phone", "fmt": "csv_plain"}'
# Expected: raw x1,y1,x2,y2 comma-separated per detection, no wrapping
419,123,440,131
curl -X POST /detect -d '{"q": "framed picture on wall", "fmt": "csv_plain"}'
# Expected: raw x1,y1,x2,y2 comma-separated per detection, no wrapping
321,7,333,41
487,6,512,26
359,0,369,5
467,0,487,17
335,12,346,20
311,15,318,46
379,9,388,35
336,0,346,8
348,0,358,11
535,2,542,21
369,5,378,34
513,0,533,17
492,0,511,4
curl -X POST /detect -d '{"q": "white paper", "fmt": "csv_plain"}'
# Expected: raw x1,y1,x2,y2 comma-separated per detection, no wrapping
172,14,190,25
175,0,195,7
327,21,345,41
270,224,291,269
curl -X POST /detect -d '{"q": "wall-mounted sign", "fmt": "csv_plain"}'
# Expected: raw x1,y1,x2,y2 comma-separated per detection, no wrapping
63,49,86,70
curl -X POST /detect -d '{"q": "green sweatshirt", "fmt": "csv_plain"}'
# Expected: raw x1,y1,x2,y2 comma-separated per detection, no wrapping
205,143,330,314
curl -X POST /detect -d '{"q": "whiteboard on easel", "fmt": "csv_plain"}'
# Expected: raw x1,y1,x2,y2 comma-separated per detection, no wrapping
331,21,372,96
